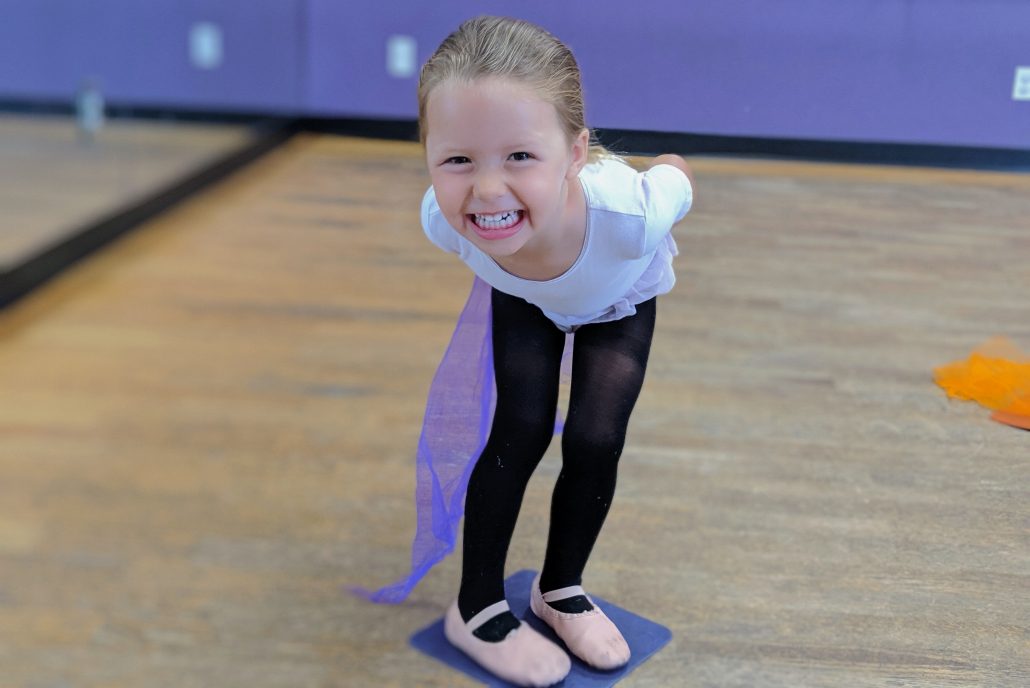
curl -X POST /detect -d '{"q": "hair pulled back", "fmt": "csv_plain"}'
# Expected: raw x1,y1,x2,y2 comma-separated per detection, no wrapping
418,16,609,160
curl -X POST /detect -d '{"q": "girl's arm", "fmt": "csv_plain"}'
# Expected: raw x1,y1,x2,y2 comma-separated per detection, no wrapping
649,153,695,192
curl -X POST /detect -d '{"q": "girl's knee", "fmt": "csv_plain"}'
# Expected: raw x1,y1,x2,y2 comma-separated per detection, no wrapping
486,412,556,467
560,426,624,471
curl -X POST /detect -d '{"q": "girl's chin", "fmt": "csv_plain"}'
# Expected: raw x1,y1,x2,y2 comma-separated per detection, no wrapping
462,226,530,256
469,236,525,258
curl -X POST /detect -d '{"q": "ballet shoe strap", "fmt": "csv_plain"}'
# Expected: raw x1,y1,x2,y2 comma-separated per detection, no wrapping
541,584,588,603
465,599,511,632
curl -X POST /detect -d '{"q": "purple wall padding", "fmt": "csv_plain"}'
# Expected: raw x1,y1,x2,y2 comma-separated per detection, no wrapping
3,1,1029,149
0,0,303,112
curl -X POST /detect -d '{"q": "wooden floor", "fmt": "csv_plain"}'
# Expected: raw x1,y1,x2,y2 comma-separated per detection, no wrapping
0,134,1027,687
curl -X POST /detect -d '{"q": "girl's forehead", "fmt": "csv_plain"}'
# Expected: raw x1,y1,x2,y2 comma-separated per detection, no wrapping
424,77,566,147
431,76,547,107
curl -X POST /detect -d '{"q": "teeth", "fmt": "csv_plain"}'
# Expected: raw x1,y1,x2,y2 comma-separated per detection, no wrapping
473,210,521,230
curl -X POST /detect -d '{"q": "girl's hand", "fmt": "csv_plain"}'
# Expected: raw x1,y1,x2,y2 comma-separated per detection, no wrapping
649,154,695,192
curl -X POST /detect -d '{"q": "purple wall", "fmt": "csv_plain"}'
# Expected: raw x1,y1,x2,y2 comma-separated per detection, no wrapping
3,1,1029,149
0,0,303,112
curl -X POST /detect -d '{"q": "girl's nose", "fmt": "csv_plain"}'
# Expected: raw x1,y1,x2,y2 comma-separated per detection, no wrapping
473,170,505,200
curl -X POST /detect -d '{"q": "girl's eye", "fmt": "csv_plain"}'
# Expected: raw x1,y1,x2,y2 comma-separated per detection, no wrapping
509,151,533,162
444,156,470,165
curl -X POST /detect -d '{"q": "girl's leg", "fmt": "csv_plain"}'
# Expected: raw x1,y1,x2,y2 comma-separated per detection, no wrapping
459,288,566,640
539,297,657,609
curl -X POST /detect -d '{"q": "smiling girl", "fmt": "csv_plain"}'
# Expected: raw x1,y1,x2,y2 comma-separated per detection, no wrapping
368,16,694,687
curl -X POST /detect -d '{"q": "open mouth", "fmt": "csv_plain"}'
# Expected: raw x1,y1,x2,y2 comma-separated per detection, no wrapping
468,210,525,239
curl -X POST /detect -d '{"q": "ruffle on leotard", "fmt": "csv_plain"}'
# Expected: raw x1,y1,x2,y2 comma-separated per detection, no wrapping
540,232,679,332
614,233,679,320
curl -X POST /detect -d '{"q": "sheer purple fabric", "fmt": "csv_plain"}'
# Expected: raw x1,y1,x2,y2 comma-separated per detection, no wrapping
353,277,571,604
352,277,495,603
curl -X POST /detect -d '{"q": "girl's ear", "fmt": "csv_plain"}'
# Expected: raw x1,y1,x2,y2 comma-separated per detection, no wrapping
567,128,590,178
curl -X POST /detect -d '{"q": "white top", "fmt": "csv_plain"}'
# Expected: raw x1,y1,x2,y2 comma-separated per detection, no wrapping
421,158,693,331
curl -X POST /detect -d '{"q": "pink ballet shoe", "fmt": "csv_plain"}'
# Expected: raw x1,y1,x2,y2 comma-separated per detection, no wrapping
443,599,571,687
530,576,631,671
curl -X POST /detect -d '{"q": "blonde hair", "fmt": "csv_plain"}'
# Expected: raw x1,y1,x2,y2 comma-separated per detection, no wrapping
418,16,615,163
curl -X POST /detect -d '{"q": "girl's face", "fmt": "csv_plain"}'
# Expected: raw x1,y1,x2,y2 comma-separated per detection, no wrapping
424,77,588,260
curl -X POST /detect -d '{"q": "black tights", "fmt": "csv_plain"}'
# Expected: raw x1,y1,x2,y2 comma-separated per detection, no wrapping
458,288,656,626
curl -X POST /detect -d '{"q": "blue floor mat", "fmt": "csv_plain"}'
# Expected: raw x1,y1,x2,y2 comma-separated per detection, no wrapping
410,569,672,687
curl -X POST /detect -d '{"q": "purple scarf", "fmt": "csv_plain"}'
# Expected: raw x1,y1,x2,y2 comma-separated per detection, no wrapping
352,277,494,603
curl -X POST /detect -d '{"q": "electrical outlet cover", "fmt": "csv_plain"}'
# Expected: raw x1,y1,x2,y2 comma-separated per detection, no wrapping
1013,66,1030,101
190,22,223,70
387,35,417,78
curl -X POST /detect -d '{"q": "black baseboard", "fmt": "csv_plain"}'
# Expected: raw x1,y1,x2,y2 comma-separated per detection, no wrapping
594,129,1030,171
0,98,295,126
302,114,1030,172
300,116,418,142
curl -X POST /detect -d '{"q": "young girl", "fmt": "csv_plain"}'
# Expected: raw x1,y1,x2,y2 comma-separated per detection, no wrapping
362,16,693,687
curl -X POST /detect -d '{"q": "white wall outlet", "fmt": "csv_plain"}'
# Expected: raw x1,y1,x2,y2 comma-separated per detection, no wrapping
190,22,223,70
1013,66,1030,101
386,35,417,78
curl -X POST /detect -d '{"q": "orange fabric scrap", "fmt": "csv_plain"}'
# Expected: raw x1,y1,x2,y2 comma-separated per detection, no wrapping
934,337,1030,430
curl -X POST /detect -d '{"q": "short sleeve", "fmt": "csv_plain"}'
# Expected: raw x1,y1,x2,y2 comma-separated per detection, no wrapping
638,164,693,255
421,186,461,254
